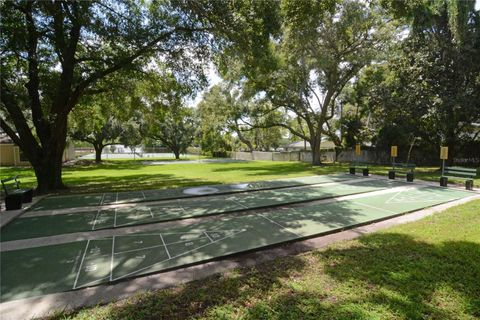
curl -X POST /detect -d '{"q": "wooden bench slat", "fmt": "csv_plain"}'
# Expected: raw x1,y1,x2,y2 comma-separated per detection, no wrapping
443,166,477,181
444,169,477,175
444,171,476,176
446,166,477,172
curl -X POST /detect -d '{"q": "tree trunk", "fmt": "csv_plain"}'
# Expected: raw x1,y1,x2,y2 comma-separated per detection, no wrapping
311,137,322,166
173,149,180,160
406,136,416,164
32,136,67,194
334,147,342,163
94,144,103,163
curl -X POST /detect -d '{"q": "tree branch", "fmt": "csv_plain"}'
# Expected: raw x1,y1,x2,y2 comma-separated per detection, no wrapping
23,1,48,144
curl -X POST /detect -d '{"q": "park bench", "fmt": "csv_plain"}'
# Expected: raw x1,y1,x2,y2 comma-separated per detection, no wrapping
1,176,33,210
389,162,416,182
349,162,369,176
440,166,477,190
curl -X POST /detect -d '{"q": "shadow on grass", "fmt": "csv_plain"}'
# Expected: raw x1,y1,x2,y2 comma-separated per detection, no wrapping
47,233,480,320
309,233,480,319
211,162,348,177
57,173,224,194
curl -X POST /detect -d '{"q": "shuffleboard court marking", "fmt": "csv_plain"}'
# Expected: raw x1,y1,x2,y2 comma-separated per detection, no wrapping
176,199,188,214
91,209,101,231
204,231,214,243
115,192,119,204
73,240,90,289
113,235,211,255
384,189,405,204
355,201,398,215
228,198,249,209
159,234,171,259
259,214,302,237
112,231,226,255
142,191,146,200
113,208,117,228
99,193,106,206
112,229,246,282
109,232,213,238
148,208,154,218
76,276,111,290
114,243,167,255
110,236,115,281
384,189,458,204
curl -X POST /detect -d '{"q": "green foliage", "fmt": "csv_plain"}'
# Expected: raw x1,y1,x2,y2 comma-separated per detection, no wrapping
146,104,197,159
0,0,214,191
359,0,480,163
218,0,393,164
198,84,285,152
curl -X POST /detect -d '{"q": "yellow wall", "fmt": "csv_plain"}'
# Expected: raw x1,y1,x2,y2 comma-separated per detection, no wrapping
1,142,75,166
0,144,15,166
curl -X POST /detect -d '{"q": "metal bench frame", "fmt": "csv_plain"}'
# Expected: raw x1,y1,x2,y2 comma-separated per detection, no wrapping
1,176,33,210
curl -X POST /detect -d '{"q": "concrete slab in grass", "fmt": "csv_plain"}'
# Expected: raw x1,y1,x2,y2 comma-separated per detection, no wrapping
29,174,360,211
0,178,394,242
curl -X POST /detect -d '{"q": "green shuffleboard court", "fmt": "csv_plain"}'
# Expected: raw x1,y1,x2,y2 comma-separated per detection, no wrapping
2,178,408,241
30,174,360,211
0,185,474,302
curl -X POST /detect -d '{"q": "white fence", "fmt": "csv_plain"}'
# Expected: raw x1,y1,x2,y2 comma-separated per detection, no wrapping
231,149,388,163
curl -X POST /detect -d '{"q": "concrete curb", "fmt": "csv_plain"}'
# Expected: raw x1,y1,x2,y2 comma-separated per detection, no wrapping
0,195,47,228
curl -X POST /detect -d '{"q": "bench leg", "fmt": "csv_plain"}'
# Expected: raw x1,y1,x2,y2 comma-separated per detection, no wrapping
388,170,395,180
466,180,473,191
440,177,448,187
406,172,414,182
362,168,369,176
5,194,23,210
349,167,355,175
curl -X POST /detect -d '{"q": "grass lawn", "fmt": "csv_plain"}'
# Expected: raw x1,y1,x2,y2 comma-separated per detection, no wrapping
46,199,480,320
1,159,478,194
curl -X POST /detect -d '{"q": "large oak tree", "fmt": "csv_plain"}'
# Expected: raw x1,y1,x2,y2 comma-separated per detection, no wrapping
219,0,392,165
0,0,211,193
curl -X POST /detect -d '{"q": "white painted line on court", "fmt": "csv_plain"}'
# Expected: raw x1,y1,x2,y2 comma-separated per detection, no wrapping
229,198,249,209
114,236,210,255
142,191,146,200
112,231,238,237
110,236,115,281
159,234,171,259
259,214,302,237
204,231,214,243
91,209,101,230
115,192,119,204
115,243,166,255
384,189,404,204
100,193,106,206
112,230,246,282
355,201,398,215
75,276,111,290
148,208,154,218
113,208,117,228
73,240,90,289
